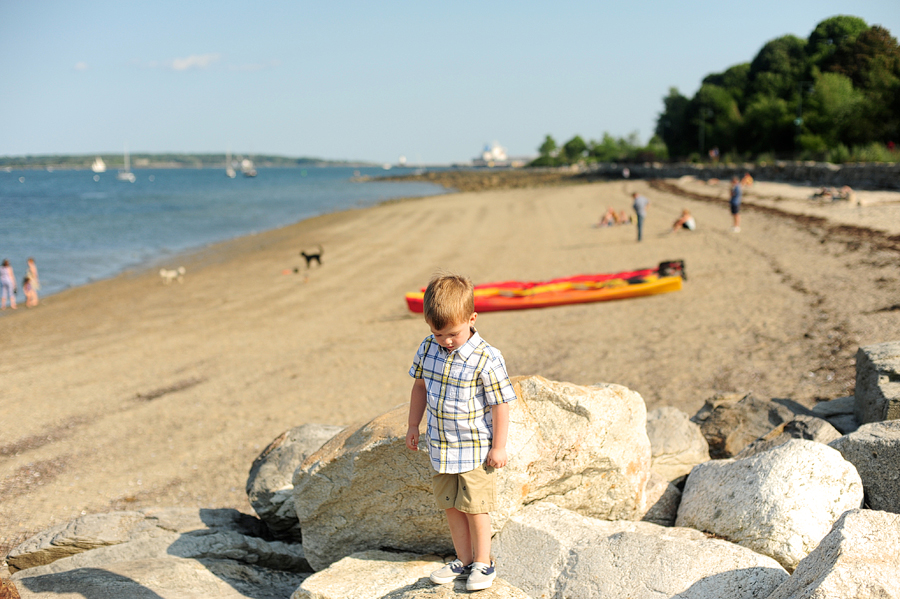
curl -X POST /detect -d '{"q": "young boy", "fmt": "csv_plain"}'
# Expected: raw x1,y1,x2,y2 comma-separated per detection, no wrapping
406,273,517,591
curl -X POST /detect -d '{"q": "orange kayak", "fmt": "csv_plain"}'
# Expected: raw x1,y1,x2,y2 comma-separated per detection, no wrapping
405,261,685,313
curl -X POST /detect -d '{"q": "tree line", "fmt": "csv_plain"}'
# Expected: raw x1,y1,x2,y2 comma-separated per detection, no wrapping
533,15,900,166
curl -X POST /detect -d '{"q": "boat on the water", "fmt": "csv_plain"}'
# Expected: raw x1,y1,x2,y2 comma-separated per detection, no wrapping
91,157,107,173
241,158,257,178
116,146,136,182
405,261,685,313
226,150,236,178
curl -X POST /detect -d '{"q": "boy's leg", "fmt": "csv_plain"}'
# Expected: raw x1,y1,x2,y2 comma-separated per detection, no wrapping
445,508,474,565
467,512,491,565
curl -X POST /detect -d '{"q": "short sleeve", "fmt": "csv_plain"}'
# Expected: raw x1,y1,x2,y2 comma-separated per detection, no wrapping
409,337,432,379
480,352,517,406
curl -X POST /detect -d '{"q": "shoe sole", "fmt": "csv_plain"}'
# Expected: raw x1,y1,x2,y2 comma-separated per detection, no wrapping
467,578,495,591
431,570,469,585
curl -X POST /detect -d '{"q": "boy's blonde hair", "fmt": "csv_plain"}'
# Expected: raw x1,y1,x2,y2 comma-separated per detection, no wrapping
423,273,475,329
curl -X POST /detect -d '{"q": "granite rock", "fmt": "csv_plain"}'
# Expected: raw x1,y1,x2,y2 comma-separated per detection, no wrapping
829,420,900,513
766,509,900,599
10,508,310,599
292,375,651,570
247,423,344,540
855,342,900,423
493,502,788,599
690,393,806,458
646,406,710,481
676,439,864,571
734,414,842,459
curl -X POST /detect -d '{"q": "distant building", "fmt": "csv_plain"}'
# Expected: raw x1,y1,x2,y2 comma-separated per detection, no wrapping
472,142,531,168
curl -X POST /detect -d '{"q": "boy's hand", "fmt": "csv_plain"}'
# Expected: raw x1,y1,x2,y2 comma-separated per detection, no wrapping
405,426,419,451
486,447,507,468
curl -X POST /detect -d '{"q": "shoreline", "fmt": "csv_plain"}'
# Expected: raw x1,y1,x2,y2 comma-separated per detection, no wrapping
2,176,899,556
0,173,447,306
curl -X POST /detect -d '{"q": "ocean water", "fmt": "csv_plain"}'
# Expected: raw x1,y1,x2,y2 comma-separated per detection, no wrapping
0,166,448,297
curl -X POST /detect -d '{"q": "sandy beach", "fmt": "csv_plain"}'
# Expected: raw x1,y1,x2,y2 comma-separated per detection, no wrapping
2,176,899,555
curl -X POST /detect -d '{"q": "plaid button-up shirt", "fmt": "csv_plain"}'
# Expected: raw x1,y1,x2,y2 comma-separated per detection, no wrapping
409,330,517,474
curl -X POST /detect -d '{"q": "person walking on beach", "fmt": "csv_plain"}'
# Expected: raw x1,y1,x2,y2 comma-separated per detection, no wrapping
632,192,650,241
406,273,517,592
730,177,742,232
1,259,16,310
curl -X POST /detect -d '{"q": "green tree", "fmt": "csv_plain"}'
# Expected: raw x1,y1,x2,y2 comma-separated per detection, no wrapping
702,63,751,108
804,72,867,147
831,25,900,141
748,35,809,99
691,83,744,154
538,134,558,157
562,135,588,163
741,95,795,154
655,87,692,159
807,15,869,71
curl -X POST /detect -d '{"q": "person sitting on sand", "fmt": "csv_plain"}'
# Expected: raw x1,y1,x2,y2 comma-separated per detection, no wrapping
838,186,856,203
671,209,696,232
812,187,836,200
598,207,617,227
741,172,754,187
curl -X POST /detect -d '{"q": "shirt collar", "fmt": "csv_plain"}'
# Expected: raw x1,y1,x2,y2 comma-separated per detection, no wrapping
435,328,482,360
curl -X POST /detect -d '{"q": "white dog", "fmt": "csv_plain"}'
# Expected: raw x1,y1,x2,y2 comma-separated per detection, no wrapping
159,266,186,284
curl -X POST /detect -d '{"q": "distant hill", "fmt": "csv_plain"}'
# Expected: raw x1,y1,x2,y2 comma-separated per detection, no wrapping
0,153,376,169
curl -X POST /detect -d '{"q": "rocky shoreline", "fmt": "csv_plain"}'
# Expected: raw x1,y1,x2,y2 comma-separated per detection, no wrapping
382,161,900,193
5,342,899,598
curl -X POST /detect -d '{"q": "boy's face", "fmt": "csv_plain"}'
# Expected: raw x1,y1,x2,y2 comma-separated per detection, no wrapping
429,313,477,352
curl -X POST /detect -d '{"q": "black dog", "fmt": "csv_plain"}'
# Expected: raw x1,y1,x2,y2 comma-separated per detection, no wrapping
300,245,324,268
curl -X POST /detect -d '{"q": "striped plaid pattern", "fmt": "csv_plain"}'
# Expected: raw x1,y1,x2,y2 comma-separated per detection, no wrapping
410,331,516,474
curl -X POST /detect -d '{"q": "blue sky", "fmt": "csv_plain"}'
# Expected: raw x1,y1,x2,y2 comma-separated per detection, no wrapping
2,1,898,164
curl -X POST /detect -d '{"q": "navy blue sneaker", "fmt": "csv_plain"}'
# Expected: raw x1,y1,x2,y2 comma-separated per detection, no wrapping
430,559,472,584
466,561,496,590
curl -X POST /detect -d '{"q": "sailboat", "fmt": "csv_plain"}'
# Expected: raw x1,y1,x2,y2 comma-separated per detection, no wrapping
117,146,136,182
91,157,107,173
241,157,257,178
226,150,236,178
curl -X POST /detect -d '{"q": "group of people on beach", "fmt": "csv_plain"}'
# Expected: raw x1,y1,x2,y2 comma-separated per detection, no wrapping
0,257,39,310
595,173,755,241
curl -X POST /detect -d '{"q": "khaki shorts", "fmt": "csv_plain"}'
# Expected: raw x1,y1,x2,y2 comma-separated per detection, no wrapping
432,463,496,514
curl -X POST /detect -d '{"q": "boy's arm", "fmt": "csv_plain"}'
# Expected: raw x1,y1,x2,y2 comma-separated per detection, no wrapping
406,379,426,451
486,402,510,468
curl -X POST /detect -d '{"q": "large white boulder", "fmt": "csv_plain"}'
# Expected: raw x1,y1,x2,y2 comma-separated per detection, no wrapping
291,550,530,599
493,502,788,599
766,509,900,599
7,507,272,572
246,423,344,540
646,406,710,481
10,508,310,599
292,375,651,570
829,420,900,513
291,550,441,599
676,439,864,571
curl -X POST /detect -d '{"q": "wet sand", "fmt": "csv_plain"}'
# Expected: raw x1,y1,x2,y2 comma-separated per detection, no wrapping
2,177,899,555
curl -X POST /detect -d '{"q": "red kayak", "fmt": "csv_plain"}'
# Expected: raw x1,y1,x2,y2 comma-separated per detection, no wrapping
405,261,685,313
